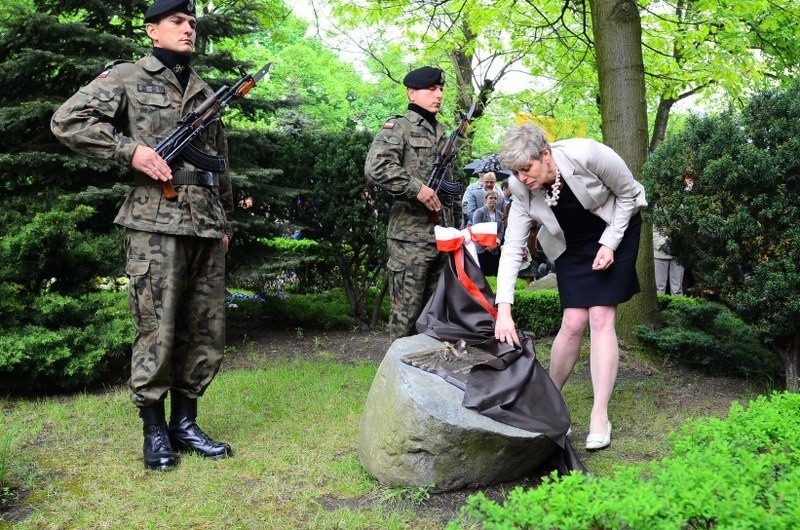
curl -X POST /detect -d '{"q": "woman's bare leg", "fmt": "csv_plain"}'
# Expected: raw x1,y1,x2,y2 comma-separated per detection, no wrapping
587,305,619,435
548,308,589,390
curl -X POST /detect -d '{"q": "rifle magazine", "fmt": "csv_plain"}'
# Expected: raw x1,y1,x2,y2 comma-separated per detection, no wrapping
183,144,227,172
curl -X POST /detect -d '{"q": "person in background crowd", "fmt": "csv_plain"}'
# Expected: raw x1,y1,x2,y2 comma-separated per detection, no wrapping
471,190,504,276
461,173,484,227
653,228,684,295
500,179,513,231
465,171,502,226
364,66,457,340
493,123,648,451
51,0,234,470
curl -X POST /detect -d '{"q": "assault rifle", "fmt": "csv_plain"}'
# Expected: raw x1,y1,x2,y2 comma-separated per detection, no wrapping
155,62,271,200
427,80,493,225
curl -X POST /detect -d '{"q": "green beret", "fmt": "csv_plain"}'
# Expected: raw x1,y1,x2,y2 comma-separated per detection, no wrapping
145,0,196,23
403,66,445,89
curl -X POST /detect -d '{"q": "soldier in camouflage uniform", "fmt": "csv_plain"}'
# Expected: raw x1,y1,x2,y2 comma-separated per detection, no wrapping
365,66,459,341
51,0,233,471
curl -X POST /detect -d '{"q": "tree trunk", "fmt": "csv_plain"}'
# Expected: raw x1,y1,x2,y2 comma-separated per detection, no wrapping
588,0,660,344
776,332,800,392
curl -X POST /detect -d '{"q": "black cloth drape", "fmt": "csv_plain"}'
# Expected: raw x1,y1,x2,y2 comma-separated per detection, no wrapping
414,247,586,474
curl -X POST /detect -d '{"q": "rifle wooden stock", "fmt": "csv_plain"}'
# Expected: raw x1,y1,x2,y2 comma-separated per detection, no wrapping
161,180,178,201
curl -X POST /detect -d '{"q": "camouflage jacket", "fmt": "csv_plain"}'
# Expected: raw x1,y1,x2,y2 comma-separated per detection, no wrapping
364,109,457,242
51,55,234,238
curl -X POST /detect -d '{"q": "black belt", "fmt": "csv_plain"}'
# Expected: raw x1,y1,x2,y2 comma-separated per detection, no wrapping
133,170,219,187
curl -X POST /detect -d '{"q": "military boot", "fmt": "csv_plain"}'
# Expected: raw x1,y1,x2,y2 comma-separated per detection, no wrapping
139,403,179,471
168,391,233,459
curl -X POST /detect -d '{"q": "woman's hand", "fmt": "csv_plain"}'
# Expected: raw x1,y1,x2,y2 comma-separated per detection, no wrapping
592,245,615,271
494,303,520,346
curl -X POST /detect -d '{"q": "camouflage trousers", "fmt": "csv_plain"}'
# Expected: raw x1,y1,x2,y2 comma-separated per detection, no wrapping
386,238,445,341
124,229,226,407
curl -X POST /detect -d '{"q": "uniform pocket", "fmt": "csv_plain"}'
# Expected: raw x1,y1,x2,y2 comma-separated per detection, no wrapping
386,256,407,307
407,135,434,150
126,259,158,331
131,88,174,138
406,135,436,177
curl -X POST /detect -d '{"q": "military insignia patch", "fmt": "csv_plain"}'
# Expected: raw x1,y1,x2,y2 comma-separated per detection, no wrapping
382,122,395,129
137,84,167,94
97,70,111,79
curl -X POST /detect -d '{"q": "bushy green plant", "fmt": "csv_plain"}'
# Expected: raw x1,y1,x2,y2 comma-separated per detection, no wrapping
261,129,392,330
227,287,390,331
0,290,132,392
642,81,800,389
511,289,562,339
455,391,800,529
634,295,781,380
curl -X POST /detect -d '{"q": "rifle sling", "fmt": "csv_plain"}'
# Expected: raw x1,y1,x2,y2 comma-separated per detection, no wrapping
133,170,219,187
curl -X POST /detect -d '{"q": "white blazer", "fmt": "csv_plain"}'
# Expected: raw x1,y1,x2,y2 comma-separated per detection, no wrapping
495,138,648,305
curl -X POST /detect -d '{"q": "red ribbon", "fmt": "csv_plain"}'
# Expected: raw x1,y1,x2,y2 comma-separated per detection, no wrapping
436,227,498,319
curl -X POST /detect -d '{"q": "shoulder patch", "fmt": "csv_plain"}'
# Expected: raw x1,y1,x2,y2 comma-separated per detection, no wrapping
96,69,111,79
382,122,395,130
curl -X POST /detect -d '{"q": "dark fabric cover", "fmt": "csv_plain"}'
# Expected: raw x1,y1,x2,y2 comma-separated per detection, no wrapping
415,248,587,474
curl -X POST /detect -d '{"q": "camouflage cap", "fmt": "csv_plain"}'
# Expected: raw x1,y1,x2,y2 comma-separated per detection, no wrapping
403,66,445,89
145,0,196,23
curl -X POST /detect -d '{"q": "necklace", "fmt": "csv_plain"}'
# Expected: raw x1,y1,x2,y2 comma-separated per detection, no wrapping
542,169,562,207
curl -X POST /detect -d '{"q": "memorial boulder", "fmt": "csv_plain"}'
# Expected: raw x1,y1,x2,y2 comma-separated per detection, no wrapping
358,334,558,491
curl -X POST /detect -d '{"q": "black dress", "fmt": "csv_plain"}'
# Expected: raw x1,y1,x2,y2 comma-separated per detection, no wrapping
550,179,641,308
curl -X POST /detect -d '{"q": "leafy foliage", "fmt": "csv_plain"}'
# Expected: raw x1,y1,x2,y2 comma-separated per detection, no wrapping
511,289,562,339
0,291,132,392
226,287,389,331
635,296,781,380
642,81,800,389
235,128,392,330
0,204,121,295
456,391,800,529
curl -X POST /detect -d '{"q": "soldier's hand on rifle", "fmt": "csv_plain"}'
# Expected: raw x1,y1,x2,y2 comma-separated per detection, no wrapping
417,184,442,213
132,145,172,182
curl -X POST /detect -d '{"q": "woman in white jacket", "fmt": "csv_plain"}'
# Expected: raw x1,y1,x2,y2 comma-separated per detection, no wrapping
493,124,648,451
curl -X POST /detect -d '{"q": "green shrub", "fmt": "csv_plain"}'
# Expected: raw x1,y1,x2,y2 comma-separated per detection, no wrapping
634,295,781,380
226,280,554,334
512,289,562,339
228,287,390,331
455,391,800,529
0,290,132,392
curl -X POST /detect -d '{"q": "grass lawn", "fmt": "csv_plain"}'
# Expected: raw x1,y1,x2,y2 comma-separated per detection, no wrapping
0,335,765,529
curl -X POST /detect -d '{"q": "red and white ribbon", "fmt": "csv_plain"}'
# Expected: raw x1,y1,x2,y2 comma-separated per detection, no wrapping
435,223,499,318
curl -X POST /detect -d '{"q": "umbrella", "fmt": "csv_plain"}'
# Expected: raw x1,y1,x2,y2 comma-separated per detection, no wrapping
464,153,513,179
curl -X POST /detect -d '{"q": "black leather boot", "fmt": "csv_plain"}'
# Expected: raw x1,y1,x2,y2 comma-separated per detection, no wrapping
168,391,233,459
139,403,179,471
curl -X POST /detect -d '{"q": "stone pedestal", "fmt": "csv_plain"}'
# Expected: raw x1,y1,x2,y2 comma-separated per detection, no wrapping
358,334,556,491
